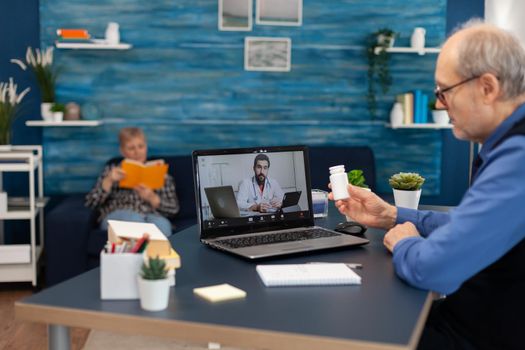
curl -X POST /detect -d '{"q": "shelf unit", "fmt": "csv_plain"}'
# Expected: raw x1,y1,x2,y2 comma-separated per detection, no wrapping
386,123,452,129
374,46,441,55
25,120,103,127
0,145,45,286
55,41,132,50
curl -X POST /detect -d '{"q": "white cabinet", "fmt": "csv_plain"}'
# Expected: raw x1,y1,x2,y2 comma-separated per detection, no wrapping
0,145,45,286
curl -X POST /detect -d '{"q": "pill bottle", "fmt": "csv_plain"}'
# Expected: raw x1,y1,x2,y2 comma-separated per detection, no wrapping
329,165,349,200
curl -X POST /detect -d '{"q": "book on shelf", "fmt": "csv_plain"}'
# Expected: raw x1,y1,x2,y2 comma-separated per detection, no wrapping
256,263,362,287
119,158,168,190
56,28,91,40
107,220,171,257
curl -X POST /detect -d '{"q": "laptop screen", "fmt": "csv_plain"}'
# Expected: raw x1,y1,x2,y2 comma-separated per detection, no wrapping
192,146,314,238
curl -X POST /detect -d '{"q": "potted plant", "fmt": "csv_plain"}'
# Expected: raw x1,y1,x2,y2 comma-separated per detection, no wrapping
347,169,369,189
367,28,396,118
428,99,450,125
50,103,65,122
137,256,170,311
389,172,425,209
0,78,30,145
11,47,58,121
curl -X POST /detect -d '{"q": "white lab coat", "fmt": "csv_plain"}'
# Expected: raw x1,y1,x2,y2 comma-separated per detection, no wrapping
236,176,284,211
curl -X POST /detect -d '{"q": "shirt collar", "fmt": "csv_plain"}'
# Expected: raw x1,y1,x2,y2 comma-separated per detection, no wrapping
479,102,525,160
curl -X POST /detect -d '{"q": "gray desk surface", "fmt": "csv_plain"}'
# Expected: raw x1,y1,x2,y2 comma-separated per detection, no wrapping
16,205,434,350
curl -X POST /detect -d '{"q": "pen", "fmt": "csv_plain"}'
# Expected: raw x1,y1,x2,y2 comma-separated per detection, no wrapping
307,262,363,269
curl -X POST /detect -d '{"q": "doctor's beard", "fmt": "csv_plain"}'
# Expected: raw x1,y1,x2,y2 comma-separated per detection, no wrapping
256,173,266,185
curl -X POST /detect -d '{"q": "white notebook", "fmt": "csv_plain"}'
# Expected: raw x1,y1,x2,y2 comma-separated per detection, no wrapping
256,263,361,287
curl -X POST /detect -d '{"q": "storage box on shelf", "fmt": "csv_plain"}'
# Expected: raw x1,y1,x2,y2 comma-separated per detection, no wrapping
0,145,46,286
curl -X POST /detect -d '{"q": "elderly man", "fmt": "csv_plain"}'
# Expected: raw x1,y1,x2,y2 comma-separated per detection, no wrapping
331,20,525,349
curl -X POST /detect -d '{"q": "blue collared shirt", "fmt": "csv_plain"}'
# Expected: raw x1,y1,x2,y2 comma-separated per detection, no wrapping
393,103,525,295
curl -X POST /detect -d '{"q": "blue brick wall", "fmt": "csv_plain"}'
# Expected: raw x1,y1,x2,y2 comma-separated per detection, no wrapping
40,0,446,195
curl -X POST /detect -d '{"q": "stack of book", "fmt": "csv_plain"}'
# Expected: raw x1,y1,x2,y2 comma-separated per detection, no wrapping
56,28,91,44
395,90,429,125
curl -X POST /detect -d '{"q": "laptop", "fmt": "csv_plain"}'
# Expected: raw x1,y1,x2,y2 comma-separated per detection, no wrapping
204,186,241,218
192,145,369,259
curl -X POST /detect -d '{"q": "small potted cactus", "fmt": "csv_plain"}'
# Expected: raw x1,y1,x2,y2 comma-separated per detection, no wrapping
389,172,425,209
137,256,170,311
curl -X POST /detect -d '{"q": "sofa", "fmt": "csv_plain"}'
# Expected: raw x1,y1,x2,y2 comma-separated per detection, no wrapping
45,146,375,286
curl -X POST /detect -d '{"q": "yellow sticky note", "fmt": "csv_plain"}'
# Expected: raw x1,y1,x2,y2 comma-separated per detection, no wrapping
193,283,246,302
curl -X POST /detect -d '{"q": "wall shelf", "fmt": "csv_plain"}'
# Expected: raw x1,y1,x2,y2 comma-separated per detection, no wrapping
374,47,440,55
26,120,103,127
386,123,452,129
55,41,132,50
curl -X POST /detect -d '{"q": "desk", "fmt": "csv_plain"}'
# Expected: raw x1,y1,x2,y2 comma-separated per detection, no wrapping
16,207,433,350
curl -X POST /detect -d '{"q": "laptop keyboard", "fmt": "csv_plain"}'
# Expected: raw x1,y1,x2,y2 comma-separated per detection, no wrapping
216,228,340,249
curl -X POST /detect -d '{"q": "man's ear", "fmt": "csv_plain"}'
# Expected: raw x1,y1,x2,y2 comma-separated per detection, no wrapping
479,73,500,103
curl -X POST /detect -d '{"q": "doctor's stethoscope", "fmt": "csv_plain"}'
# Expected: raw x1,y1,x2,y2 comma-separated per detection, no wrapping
251,176,272,202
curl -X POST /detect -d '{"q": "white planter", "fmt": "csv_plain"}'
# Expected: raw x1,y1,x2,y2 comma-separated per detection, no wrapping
137,276,170,311
41,103,54,121
52,111,63,122
432,110,450,125
393,189,421,210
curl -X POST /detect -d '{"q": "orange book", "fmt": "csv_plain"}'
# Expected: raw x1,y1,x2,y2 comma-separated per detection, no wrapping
119,159,168,190
56,28,91,39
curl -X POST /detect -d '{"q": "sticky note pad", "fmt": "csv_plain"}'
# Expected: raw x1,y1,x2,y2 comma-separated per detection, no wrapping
193,283,246,302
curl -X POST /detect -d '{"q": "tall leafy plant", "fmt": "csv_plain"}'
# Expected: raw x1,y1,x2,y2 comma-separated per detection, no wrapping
11,47,57,103
0,78,30,144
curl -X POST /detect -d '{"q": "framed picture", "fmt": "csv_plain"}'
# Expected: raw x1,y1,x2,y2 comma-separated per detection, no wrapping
218,0,253,31
244,37,291,72
256,0,302,26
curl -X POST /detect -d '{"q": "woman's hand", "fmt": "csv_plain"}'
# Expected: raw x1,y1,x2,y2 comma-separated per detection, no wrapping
102,166,125,192
134,184,161,208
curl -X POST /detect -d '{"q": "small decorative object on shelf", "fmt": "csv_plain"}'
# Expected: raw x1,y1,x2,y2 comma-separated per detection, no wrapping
50,102,65,122
389,172,425,209
410,27,426,51
105,22,120,45
0,78,30,145
367,28,396,118
64,102,81,120
429,99,450,125
137,256,170,311
11,47,58,121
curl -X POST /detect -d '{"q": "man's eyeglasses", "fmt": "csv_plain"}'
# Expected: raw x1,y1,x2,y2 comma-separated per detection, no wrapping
434,76,480,108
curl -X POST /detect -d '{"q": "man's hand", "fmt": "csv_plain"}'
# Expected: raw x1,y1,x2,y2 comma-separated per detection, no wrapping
258,202,272,212
383,222,420,253
270,198,282,209
102,166,126,192
329,184,397,230
134,184,160,208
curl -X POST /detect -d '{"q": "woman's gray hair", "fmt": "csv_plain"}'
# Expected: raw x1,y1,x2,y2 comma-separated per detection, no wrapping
455,18,525,100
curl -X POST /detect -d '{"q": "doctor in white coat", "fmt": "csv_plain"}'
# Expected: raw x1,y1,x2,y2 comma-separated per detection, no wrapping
236,154,284,212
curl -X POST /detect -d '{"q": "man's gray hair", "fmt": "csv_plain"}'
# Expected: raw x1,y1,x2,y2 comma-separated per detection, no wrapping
455,18,525,99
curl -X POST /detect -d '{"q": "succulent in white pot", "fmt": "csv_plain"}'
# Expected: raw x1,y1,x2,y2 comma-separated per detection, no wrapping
137,256,170,311
389,172,425,209
428,99,450,125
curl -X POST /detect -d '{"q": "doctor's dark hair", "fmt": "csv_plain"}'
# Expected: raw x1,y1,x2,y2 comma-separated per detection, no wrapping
253,154,270,168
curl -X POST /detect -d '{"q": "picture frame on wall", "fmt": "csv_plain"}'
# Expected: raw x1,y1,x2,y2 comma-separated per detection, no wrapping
218,0,253,31
256,0,302,26
244,37,291,72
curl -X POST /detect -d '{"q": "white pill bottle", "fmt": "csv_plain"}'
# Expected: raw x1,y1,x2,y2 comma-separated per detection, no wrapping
329,165,349,200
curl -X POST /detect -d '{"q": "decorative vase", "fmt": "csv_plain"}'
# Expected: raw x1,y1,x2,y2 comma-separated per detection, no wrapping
137,276,170,311
0,192,7,214
390,102,403,127
41,103,54,121
432,110,450,125
410,27,426,50
52,111,63,122
105,22,120,45
393,189,422,209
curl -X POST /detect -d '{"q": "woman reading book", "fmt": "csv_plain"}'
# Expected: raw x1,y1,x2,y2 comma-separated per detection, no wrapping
85,127,180,236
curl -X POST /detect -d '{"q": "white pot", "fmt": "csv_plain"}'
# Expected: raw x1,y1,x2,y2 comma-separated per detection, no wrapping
52,111,63,122
41,103,54,121
390,102,403,127
137,276,170,311
377,34,395,48
393,189,421,210
432,110,450,125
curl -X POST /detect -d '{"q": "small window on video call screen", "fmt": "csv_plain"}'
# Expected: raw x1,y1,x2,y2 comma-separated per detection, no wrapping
197,150,310,228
